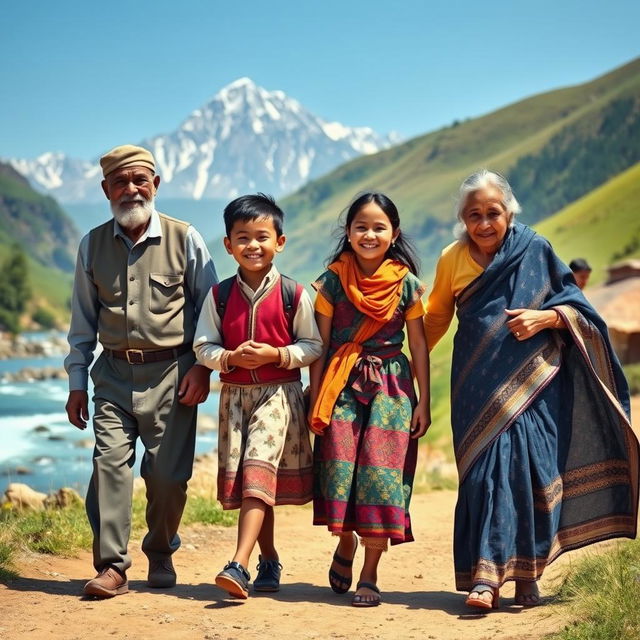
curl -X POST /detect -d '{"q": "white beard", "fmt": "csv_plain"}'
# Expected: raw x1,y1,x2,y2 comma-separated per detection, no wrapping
110,196,154,229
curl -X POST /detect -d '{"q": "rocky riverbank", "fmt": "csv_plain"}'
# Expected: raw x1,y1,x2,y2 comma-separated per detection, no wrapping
0,332,68,360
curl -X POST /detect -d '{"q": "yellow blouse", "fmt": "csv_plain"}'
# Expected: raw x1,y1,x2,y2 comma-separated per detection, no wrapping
424,240,484,350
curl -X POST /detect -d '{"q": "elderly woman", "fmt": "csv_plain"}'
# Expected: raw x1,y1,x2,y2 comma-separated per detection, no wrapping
425,170,638,609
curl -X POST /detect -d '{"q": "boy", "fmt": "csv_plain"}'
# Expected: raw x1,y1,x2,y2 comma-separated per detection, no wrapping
194,193,322,599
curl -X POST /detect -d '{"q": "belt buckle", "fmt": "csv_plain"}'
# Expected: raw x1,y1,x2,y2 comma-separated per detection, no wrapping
126,349,145,364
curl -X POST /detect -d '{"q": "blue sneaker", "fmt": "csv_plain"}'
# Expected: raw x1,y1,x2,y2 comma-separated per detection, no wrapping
215,561,250,599
253,555,282,592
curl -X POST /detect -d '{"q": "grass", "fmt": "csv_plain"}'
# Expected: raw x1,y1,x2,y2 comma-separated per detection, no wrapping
536,162,640,286
413,466,457,494
623,362,640,395
0,486,236,583
0,499,92,583
548,539,640,640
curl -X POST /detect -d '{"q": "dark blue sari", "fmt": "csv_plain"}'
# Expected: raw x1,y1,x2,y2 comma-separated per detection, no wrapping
451,223,638,590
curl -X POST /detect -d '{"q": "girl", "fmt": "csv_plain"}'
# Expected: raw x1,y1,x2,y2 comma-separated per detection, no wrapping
308,192,431,607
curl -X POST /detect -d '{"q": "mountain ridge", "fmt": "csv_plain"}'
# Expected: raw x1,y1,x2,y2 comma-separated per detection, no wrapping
5,78,396,204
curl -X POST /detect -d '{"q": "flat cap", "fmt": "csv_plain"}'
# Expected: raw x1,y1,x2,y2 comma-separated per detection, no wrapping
100,144,155,177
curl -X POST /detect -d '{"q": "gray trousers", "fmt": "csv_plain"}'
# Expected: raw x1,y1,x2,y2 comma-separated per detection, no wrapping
87,350,197,573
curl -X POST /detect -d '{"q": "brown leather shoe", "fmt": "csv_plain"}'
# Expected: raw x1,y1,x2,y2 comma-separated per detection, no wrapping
83,566,128,598
147,557,177,588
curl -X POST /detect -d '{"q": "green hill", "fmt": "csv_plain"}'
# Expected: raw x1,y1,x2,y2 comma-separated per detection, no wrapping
276,57,640,285
0,162,79,325
536,162,640,285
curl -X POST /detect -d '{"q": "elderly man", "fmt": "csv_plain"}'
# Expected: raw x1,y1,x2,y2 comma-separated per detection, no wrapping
64,144,218,598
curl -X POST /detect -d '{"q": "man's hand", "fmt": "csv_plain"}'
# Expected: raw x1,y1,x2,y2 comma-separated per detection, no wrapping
66,390,89,430
178,364,212,405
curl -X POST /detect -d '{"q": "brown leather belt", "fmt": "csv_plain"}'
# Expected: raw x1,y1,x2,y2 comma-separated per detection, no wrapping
103,343,192,364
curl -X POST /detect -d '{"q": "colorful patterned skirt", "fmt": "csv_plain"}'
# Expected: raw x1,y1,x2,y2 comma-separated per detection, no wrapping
313,355,418,544
217,380,313,510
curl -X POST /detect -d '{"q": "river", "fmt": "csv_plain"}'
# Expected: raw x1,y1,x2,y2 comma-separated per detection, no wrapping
0,334,219,496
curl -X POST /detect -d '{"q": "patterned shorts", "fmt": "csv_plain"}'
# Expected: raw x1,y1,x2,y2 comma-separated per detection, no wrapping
217,380,313,509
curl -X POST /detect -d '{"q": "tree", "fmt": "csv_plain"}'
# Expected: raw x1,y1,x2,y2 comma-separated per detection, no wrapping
0,245,31,334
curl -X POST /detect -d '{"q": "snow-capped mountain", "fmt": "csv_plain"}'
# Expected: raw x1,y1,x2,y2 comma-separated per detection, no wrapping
6,78,398,203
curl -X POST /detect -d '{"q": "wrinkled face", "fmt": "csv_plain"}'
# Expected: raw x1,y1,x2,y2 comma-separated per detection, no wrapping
573,269,591,290
347,202,399,270
461,186,511,254
102,166,159,229
224,216,285,278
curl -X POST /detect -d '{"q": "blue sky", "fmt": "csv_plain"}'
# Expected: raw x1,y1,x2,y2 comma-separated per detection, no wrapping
1,0,638,159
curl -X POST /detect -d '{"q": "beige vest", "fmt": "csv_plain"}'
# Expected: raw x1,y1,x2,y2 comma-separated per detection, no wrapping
88,213,194,350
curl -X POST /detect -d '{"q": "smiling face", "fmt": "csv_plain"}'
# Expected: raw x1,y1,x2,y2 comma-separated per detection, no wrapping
461,186,511,255
224,215,285,283
102,166,159,230
346,201,399,274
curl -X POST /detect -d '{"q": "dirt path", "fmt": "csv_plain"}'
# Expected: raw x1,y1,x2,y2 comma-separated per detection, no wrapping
2,398,638,640
0,493,582,640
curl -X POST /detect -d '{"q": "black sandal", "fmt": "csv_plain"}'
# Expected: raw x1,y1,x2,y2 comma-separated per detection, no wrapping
215,561,251,599
329,534,357,594
352,581,381,607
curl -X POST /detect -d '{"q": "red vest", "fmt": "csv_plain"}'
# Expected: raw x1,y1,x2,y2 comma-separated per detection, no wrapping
214,277,302,385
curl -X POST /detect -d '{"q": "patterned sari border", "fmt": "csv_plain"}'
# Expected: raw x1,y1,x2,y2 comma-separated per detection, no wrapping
548,515,637,561
452,287,549,405
558,306,638,518
455,513,637,590
455,555,549,591
563,460,631,500
533,476,563,513
456,340,561,481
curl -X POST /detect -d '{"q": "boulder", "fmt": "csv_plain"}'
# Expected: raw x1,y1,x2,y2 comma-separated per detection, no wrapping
74,438,95,449
197,413,218,433
4,482,47,510
32,425,50,434
44,487,83,508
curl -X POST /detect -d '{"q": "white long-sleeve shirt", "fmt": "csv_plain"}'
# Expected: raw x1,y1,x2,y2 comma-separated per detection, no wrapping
194,265,322,373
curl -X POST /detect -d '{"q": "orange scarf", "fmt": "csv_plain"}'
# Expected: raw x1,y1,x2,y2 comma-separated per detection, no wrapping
310,252,408,434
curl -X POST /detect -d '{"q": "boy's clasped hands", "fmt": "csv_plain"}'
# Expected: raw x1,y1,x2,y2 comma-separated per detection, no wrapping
227,340,281,369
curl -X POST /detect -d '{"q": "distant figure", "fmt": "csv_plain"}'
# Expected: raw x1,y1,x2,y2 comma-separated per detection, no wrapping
569,258,592,290
64,144,218,598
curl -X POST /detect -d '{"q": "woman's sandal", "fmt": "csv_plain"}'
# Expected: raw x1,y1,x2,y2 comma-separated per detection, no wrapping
351,581,381,607
465,584,500,610
514,583,541,607
329,534,357,594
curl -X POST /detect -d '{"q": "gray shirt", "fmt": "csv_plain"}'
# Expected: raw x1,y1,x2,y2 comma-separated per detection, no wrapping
65,209,218,391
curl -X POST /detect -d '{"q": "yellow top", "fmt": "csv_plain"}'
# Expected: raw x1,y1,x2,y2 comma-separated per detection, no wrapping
424,240,484,350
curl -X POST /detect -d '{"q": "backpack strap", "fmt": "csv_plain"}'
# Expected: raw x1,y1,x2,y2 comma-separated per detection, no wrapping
280,274,303,334
212,276,236,323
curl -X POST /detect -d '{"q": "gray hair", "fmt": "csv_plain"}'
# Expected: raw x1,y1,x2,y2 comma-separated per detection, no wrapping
453,169,521,240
